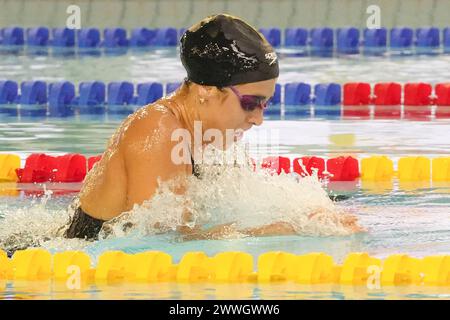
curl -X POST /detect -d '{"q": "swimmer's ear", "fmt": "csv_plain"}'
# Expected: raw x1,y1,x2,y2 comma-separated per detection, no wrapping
196,85,211,101
197,84,225,102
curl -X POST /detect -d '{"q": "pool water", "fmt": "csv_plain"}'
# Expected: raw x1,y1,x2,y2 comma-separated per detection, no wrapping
1,47,450,299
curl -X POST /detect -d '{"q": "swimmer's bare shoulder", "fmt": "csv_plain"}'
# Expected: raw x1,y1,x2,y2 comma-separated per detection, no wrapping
117,102,192,211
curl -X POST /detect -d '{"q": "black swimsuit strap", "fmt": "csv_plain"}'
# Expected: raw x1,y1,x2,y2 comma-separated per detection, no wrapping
191,155,201,178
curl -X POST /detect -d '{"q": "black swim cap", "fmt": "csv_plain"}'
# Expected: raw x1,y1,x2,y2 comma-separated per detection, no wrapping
180,14,279,87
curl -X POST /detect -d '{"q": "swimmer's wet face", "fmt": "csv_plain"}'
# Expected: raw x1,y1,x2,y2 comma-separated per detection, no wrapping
228,86,269,111
224,77,277,131
194,77,277,149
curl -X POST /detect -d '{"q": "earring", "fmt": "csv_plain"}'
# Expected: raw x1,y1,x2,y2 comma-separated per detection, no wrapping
199,98,205,104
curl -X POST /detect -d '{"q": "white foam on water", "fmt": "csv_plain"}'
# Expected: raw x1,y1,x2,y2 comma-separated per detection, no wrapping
0,188,90,253
99,146,354,240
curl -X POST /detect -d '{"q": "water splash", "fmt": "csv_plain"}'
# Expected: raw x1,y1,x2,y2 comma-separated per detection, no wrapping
0,185,88,253
99,146,353,240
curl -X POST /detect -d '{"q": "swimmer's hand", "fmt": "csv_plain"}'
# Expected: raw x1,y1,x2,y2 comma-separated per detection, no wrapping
179,221,298,240
241,222,297,237
178,222,239,241
308,210,366,233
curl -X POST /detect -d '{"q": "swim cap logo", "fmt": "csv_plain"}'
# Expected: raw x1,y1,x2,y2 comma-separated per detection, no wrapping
265,52,277,65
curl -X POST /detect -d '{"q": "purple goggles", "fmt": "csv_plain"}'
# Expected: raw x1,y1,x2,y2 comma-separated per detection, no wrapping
229,86,269,111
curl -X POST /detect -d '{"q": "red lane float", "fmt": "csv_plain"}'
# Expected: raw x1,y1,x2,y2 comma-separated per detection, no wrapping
52,154,86,182
404,83,432,106
435,83,450,118
326,156,359,181
88,155,102,171
16,153,87,183
261,156,291,175
373,82,401,105
435,83,450,106
16,153,57,183
293,156,325,178
343,82,371,106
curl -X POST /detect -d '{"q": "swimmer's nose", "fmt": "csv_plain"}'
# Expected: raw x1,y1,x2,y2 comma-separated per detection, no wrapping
247,109,264,127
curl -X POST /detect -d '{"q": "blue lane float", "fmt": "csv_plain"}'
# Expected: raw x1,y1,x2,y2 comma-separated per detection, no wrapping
0,80,18,104
415,27,440,54
20,81,47,105
78,28,101,48
52,28,75,47
314,83,341,106
264,84,281,116
107,81,134,105
103,28,128,48
78,81,106,106
314,83,342,118
154,27,178,46
137,83,163,105
2,26,450,55
390,27,413,52
26,27,49,46
337,27,360,54
48,81,75,106
48,81,75,116
284,28,308,47
179,28,187,40
363,28,387,55
444,27,450,53
166,82,181,95
130,28,156,47
284,83,311,106
310,28,333,56
0,27,24,45
270,84,281,105
259,28,281,47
